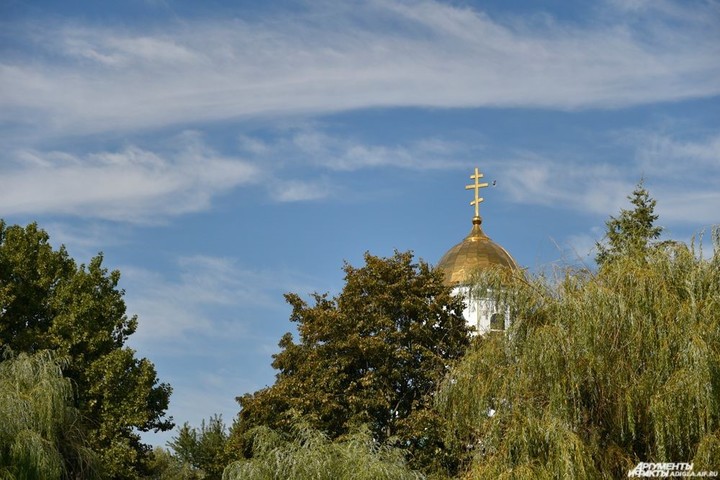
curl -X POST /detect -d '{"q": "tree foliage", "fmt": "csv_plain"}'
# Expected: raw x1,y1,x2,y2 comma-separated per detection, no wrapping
230,251,470,474
0,221,172,479
439,214,720,476
144,447,202,480
224,422,424,480
0,351,99,480
167,415,229,480
595,181,662,266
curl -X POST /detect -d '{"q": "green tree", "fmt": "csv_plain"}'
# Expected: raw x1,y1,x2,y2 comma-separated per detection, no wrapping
224,422,423,480
438,231,720,476
168,415,229,479
230,251,470,475
595,181,662,266
0,221,172,479
0,350,100,480
144,447,201,480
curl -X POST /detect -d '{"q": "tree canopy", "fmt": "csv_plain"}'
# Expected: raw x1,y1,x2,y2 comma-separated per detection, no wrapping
6,185,715,478
224,422,424,480
438,211,720,476
144,447,202,480
0,221,172,479
595,181,663,266
168,415,229,480
230,251,470,474
0,350,100,480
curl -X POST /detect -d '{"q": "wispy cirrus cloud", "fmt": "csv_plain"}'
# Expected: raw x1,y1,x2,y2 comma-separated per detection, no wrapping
239,130,466,171
234,125,720,225
0,126,466,221
122,255,320,348
59,32,199,66
2,0,718,140
268,178,334,202
634,132,720,176
0,134,259,222
492,153,633,216
631,132,720,225
490,130,720,226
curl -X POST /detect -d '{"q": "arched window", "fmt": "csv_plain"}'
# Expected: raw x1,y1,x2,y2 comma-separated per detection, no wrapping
490,312,504,331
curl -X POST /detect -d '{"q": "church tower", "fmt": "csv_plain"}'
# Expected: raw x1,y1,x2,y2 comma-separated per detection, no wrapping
436,168,519,334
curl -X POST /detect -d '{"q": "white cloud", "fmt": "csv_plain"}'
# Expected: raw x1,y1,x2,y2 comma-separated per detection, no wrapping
491,153,633,216
656,191,720,227
235,126,720,226
604,0,718,24
491,130,720,226
269,179,334,202
629,132,720,225
312,136,465,171
240,129,466,171
1,128,442,221
0,139,259,222
2,0,718,139
61,31,199,66
122,255,320,347
634,132,720,175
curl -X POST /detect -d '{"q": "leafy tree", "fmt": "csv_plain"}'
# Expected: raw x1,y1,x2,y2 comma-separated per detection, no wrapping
167,415,229,479
438,227,720,476
230,251,470,475
223,422,424,480
0,350,100,480
144,447,202,480
595,181,663,266
0,221,172,479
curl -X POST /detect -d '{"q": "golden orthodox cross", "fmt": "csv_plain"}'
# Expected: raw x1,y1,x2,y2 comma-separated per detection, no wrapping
465,167,489,217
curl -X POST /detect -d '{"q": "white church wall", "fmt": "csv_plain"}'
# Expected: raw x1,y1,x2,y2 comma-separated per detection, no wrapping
452,286,510,335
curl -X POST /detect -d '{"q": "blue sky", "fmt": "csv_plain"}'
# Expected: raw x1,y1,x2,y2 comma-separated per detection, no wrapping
2,0,719,446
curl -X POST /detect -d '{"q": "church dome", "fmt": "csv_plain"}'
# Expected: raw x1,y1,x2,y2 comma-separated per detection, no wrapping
437,215,518,286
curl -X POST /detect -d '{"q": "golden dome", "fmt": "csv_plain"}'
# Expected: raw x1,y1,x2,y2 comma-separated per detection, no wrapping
437,215,518,286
